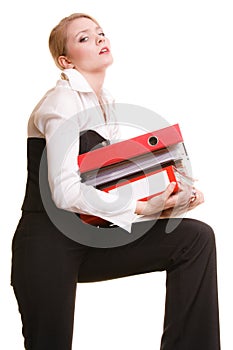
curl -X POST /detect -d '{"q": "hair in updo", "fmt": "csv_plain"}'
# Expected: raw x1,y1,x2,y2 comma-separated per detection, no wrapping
49,13,99,69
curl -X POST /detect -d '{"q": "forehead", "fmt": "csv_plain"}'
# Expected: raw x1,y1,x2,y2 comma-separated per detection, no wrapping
67,17,100,36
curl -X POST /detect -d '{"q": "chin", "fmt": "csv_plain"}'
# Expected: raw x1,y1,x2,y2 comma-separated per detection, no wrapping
93,58,114,73
100,54,114,68
106,58,114,69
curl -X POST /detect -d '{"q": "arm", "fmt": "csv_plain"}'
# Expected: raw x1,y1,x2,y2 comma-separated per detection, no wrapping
34,92,138,232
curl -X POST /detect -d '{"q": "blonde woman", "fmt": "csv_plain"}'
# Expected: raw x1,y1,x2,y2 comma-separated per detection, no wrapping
11,13,220,350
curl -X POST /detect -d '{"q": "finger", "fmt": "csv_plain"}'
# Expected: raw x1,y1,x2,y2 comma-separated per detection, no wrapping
164,182,176,199
188,192,204,209
191,189,204,205
197,190,205,203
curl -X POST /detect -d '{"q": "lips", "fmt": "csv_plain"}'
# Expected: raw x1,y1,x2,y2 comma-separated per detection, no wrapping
99,46,110,54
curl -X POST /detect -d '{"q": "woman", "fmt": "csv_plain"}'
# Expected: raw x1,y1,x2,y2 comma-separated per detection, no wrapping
11,13,220,350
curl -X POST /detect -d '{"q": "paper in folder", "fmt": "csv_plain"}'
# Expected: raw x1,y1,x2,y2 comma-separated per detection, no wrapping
77,124,192,226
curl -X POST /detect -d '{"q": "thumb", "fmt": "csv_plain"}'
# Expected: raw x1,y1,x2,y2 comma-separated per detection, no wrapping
164,182,176,199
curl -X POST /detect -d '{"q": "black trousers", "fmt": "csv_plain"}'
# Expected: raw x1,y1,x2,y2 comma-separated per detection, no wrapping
11,212,220,350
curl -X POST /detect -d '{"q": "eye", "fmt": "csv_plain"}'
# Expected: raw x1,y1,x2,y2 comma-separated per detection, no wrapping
98,32,105,37
79,36,89,43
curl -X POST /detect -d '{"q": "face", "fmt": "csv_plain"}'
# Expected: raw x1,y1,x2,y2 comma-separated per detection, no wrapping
60,17,113,74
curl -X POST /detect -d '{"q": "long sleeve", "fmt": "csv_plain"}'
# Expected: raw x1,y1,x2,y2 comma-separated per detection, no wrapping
33,83,138,232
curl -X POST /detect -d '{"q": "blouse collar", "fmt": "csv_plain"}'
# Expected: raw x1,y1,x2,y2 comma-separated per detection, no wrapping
60,68,114,103
61,68,94,93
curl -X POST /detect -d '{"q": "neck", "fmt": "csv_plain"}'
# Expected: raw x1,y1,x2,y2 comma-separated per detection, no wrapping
80,70,106,99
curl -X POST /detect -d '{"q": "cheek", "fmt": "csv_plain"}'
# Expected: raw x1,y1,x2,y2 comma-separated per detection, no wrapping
78,47,100,68
68,44,93,65
80,46,93,58
72,47,88,63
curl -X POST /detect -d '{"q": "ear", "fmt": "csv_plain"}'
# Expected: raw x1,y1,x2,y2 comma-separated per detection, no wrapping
57,55,75,69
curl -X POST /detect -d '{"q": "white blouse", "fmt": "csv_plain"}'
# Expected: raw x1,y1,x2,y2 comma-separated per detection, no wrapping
27,68,139,232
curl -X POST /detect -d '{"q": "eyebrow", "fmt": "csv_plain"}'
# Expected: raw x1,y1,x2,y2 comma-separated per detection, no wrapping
74,26,103,38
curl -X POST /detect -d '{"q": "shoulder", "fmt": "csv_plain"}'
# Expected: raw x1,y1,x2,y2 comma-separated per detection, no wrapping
35,80,83,119
29,79,84,136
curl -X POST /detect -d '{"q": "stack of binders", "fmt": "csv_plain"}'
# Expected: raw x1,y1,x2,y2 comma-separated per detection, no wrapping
78,124,193,226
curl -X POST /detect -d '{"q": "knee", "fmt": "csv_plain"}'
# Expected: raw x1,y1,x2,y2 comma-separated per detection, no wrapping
188,219,216,252
178,218,215,253
198,220,215,242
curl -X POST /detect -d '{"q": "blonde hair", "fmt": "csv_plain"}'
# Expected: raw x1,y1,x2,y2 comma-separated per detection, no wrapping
49,13,100,70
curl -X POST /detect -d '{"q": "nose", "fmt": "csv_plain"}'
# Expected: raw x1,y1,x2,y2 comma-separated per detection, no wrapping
96,35,105,45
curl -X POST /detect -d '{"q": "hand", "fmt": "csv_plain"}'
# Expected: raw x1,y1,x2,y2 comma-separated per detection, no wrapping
160,187,204,218
163,180,194,210
135,182,177,216
135,181,204,217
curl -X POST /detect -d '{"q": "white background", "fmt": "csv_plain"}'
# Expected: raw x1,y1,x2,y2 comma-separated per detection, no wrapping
1,0,232,349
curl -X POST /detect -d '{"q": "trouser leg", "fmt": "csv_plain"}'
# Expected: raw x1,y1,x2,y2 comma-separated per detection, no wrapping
11,213,89,350
13,280,77,350
78,218,220,350
161,220,220,350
